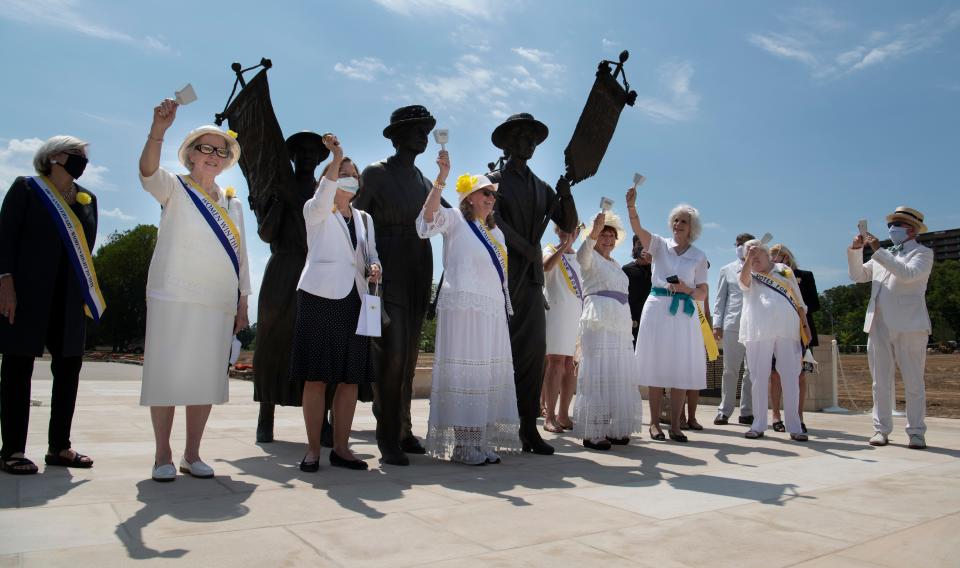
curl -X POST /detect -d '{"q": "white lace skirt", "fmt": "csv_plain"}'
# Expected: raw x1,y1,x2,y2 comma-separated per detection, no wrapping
426,289,521,460
635,295,707,389
573,323,644,440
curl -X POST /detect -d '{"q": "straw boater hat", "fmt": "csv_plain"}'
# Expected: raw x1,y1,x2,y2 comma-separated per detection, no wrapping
886,206,927,234
382,105,436,139
583,210,627,248
455,173,498,203
178,125,241,170
491,112,549,150
285,131,329,162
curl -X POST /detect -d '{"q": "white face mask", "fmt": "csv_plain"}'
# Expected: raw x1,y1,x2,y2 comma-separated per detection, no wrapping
736,245,745,261
336,176,359,194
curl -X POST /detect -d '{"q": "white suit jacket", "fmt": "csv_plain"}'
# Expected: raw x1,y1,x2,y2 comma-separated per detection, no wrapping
712,259,745,332
297,177,380,300
847,239,932,334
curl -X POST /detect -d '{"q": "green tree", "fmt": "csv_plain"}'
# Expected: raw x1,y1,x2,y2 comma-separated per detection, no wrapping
89,225,157,352
419,282,438,353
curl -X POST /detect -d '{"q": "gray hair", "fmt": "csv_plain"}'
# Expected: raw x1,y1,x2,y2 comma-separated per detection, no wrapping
33,135,88,175
459,198,496,229
743,238,771,259
668,203,702,242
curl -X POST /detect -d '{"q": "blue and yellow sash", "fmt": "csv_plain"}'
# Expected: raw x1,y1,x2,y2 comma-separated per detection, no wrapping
177,176,241,278
467,220,513,316
26,176,105,321
547,245,583,303
752,270,810,347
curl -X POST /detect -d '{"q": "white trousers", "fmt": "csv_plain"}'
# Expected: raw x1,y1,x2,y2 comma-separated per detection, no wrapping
868,309,927,436
718,331,752,417
746,337,802,435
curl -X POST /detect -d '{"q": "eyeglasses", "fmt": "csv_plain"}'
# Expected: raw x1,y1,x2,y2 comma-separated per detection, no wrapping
193,143,231,159
887,221,908,228
478,189,497,198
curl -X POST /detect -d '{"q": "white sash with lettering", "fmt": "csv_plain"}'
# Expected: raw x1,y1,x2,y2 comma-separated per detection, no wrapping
177,175,241,278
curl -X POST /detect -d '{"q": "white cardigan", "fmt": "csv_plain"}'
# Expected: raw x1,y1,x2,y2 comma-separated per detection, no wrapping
297,177,380,299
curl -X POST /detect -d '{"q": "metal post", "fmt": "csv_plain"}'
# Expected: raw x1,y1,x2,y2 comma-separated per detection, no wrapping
823,339,847,413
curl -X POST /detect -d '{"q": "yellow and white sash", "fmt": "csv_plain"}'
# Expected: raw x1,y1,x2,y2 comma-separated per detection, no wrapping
178,175,242,278
695,302,719,361
26,176,105,321
547,245,583,303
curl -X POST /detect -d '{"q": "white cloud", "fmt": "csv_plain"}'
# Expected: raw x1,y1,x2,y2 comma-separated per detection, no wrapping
99,207,135,221
373,0,509,21
633,60,700,123
0,0,173,53
0,137,43,196
510,47,565,80
333,57,393,82
750,7,960,78
602,37,619,50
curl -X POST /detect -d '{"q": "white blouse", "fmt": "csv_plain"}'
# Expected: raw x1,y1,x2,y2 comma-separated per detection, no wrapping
738,263,807,343
140,167,251,313
647,233,708,290
576,237,632,333
542,246,582,309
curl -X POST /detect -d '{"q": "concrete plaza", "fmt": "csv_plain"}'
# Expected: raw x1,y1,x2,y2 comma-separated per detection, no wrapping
1,361,959,567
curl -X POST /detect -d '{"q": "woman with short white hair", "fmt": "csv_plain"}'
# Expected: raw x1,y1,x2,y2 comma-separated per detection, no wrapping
1,136,101,475
629,191,710,443
739,239,810,441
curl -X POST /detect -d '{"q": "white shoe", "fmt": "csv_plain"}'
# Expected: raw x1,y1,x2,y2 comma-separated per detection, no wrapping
179,457,215,478
908,434,927,449
451,446,486,466
868,432,889,446
484,449,501,464
152,462,176,482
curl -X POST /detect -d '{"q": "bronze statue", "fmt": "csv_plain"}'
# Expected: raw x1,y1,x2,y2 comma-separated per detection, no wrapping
354,105,437,466
487,113,578,455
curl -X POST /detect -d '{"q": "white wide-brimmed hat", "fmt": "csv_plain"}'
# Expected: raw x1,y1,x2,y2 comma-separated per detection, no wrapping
455,173,498,203
584,210,627,248
178,125,241,171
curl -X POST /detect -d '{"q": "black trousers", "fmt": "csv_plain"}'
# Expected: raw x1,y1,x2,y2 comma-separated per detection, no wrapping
372,301,423,448
508,281,547,421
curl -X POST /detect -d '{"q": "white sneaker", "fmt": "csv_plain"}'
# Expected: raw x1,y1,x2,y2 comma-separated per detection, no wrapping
179,457,215,478
908,434,927,449
152,462,176,482
868,432,889,446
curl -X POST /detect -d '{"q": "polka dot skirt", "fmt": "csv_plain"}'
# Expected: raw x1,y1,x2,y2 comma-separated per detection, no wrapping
289,288,374,384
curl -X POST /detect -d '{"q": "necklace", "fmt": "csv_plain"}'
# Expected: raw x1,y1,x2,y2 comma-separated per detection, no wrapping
674,243,690,256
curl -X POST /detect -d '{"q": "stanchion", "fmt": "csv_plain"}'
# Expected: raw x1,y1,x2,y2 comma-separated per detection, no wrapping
823,339,848,413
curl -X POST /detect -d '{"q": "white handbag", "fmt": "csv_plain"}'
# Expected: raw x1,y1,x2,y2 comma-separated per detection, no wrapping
356,282,382,337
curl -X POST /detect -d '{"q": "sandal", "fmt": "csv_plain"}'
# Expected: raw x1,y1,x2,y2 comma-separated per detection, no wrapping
772,420,785,433
45,451,94,468
744,430,764,439
688,419,704,431
668,431,688,443
543,419,564,434
1,456,38,475
557,418,574,430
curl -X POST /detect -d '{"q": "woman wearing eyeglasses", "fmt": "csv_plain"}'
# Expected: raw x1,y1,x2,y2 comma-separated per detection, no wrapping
138,98,251,482
0,136,100,475
417,154,521,465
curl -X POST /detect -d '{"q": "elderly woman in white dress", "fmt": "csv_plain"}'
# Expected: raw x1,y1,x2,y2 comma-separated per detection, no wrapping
573,210,644,450
138,99,251,481
629,188,709,443
541,223,583,433
739,239,810,441
417,155,521,465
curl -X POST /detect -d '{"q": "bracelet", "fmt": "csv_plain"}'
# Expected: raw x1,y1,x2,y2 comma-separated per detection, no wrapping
148,135,163,143
434,180,446,189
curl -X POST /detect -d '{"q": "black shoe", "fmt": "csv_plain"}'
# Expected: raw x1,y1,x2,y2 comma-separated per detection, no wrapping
330,450,369,470
713,414,729,425
772,420,785,433
738,415,755,425
299,454,320,472
668,431,688,443
400,436,427,455
605,436,630,445
801,422,808,434
378,445,410,466
649,427,666,441
584,439,612,451
519,421,555,455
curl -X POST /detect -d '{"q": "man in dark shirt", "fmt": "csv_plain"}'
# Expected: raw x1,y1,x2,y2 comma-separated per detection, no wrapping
622,235,652,345
487,113,578,455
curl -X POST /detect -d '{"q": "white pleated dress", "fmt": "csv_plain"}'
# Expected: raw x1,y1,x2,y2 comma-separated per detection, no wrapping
543,245,583,357
572,238,644,441
635,234,708,390
416,207,521,461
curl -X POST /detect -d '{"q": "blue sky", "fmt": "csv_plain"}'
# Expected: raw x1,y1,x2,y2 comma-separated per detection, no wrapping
2,0,958,323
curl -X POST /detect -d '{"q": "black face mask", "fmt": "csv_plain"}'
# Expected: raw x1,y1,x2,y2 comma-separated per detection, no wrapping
60,153,88,179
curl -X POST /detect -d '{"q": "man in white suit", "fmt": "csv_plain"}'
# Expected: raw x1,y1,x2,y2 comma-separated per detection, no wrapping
848,206,933,449
712,233,755,425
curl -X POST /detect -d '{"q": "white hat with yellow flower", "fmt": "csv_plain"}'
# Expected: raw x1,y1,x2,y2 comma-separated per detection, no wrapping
455,173,498,203
178,125,241,171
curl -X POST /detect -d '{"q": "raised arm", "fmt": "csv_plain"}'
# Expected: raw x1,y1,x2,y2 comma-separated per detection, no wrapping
625,186,652,251
422,150,450,224
140,99,177,178
543,229,575,273
302,134,342,225
847,234,873,283
869,247,934,283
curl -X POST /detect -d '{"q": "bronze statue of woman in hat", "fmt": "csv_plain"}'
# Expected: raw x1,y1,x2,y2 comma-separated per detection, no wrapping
355,105,438,465
487,112,579,455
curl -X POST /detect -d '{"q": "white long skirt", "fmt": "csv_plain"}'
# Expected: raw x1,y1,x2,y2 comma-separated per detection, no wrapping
426,290,521,460
140,298,233,406
635,295,706,390
545,299,582,356
573,323,644,441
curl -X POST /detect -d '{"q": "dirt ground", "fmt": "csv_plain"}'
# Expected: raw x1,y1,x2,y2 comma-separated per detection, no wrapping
837,353,960,418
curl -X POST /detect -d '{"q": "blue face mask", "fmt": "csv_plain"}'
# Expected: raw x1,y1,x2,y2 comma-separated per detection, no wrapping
888,226,909,245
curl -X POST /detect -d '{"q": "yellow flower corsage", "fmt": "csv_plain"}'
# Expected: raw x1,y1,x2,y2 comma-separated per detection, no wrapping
225,186,237,199
76,192,92,206
779,267,793,278
456,173,478,198
227,129,239,139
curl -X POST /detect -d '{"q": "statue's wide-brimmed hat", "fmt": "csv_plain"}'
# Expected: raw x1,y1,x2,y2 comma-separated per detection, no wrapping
491,112,549,150
885,206,928,233
382,105,437,139
285,131,330,162
178,125,241,170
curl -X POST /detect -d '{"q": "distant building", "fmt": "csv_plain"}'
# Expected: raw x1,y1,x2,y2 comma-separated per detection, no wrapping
864,227,960,263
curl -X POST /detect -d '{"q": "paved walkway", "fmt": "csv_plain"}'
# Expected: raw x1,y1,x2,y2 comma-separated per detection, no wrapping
1,361,959,567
